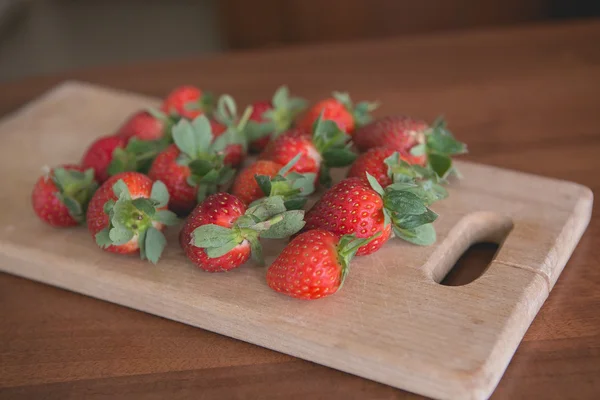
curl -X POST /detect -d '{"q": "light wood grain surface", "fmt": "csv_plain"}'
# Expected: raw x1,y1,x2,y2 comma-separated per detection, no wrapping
1,20,599,400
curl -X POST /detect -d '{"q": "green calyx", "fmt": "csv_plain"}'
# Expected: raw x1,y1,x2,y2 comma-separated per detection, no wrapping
181,91,216,117
336,232,382,287
214,94,252,152
253,153,316,210
95,179,179,264
192,196,306,266
366,172,439,246
332,91,379,128
311,111,358,187
416,117,468,179
108,137,171,177
52,167,98,223
246,85,308,142
171,115,236,202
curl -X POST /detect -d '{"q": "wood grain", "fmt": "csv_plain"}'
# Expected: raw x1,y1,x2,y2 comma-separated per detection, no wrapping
0,20,599,400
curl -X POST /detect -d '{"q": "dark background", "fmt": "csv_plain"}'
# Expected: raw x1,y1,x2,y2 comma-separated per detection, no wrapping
0,0,599,82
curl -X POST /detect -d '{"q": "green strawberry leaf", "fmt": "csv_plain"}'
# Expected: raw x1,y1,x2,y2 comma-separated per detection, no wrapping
145,226,167,264
428,153,453,179
426,127,467,156
255,175,272,197
383,190,427,215
132,198,156,218
112,179,131,200
246,196,287,221
248,236,264,266
218,166,236,185
410,143,427,156
365,172,385,197
138,229,148,261
95,228,112,248
245,120,275,141
235,215,259,228
259,210,305,239
150,180,170,208
322,147,357,168
188,159,215,178
206,239,240,258
191,115,214,151
283,196,308,211
392,208,438,230
216,95,237,126
192,224,238,247
154,210,179,226
332,91,352,108
272,85,289,109
172,119,198,158
60,195,84,222
109,226,134,246
278,153,301,176
394,223,436,246
103,199,115,214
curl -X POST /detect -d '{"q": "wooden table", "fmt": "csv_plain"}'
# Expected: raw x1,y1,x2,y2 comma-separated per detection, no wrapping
1,20,599,400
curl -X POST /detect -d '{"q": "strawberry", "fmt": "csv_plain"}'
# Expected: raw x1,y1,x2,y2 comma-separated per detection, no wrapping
246,86,307,152
353,116,468,178
303,173,443,254
31,165,98,227
81,135,127,183
180,193,305,272
347,147,434,187
231,154,315,208
117,110,167,142
212,95,254,167
259,113,357,186
148,115,235,215
161,85,214,120
297,91,378,135
87,172,178,263
266,229,378,300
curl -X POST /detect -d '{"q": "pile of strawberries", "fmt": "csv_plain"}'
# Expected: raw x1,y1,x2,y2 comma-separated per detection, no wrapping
31,85,466,300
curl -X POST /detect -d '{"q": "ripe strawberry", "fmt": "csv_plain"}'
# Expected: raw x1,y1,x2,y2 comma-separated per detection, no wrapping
180,193,305,272
117,110,167,142
353,117,468,178
347,147,429,187
231,154,315,208
303,173,442,254
266,229,378,300
81,135,127,183
87,172,178,263
32,165,98,227
161,85,214,120
231,160,281,205
259,113,357,186
148,115,236,215
297,91,378,135
246,86,307,152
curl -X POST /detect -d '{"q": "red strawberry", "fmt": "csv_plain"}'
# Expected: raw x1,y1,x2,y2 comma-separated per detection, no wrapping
266,229,377,300
297,91,378,135
81,135,127,183
259,114,357,186
117,110,166,142
161,85,214,120
31,165,98,227
246,86,307,152
87,172,178,263
148,116,235,215
180,193,305,272
231,160,282,205
347,147,427,187
231,154,315,208
353,117,468,178
304,174,441,254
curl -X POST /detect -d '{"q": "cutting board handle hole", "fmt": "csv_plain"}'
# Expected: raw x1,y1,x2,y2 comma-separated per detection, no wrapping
429,212,513,285
440,242,500,286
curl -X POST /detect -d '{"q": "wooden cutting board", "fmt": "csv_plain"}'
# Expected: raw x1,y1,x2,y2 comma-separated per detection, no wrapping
0,82,593,400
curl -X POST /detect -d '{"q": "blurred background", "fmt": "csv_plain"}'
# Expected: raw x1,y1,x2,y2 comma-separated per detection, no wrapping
0,0,599,82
